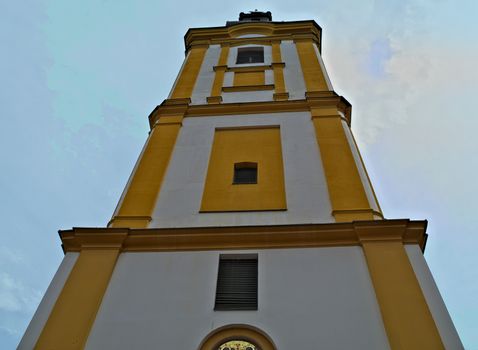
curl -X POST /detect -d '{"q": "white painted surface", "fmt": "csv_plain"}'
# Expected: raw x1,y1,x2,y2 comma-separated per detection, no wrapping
85,248,390,350
191,45,220,105
405,245,464,349
17,253,79,350
313,43,333,91
222,90,274,103
150,112,334,228
341,119,381,213
236,34,266,38
280,40,306,100
265,69,273,85
223,71,234,87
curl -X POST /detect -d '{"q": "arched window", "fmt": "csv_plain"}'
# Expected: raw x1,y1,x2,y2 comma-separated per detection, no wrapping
198,325,276,350
218,340,258,350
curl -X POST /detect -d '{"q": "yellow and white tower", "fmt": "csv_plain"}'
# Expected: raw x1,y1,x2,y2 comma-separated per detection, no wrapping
20,11,463,350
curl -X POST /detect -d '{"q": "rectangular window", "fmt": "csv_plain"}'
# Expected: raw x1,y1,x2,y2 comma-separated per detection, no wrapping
215,255,258,310
236,47,264,64
233,162,258,184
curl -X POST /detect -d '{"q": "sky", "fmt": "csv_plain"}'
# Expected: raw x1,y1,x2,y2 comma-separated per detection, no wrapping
1,0,477,348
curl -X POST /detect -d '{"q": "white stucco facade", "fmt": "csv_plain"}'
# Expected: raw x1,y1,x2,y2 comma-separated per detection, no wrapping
150,112,334,228
85,247,390,350
187,40,308,105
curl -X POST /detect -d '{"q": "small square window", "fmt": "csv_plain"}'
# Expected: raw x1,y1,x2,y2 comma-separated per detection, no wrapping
233,162,257,184
215,255,258,311
236,47,264,64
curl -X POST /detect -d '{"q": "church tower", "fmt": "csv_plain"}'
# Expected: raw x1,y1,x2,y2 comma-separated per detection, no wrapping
20,11,463,350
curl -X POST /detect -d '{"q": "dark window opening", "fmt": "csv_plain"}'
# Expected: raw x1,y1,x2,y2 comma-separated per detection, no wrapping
236,47,264,64
233,162,258,184
215,255,258,311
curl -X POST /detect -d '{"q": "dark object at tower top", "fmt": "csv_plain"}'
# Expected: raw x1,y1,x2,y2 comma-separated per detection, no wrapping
239,11,272,22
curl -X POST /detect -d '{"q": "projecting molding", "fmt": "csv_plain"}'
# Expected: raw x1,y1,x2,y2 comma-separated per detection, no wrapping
59,219,428,253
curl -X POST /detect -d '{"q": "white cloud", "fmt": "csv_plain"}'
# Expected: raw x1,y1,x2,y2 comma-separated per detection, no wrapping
0,272,41,313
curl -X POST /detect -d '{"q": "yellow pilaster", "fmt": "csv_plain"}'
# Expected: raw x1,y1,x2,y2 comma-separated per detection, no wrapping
271,41,288,101
171,45,208,99
311,108,374,221
357,228,444,349
207,45,229,104
110,115,183,228
35,249,121,350
295,39,329,92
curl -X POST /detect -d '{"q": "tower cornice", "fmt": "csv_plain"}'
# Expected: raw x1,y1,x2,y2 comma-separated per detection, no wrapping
184,20,322,54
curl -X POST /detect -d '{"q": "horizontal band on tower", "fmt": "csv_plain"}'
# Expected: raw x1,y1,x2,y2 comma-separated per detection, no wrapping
59,219,427,253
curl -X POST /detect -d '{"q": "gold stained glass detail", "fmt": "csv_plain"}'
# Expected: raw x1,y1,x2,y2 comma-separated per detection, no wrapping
218,340,258,350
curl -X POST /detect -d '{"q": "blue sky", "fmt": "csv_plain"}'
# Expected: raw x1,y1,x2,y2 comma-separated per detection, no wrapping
1,0,477,348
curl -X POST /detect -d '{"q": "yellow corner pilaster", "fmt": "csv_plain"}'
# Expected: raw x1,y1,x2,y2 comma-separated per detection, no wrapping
208,45,229,103
360,240,444,349
311,108,373,221
271,41,288,101
295,39,328,92
110,115,183,228
35,249,120,350
171,45,208,99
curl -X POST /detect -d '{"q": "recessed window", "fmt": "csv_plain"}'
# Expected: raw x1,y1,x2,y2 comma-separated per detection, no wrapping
215,255,258,311
236,47,264,64
233,162,258,184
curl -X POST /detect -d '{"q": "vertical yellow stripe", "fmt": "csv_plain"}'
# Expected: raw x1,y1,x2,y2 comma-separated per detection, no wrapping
271,41,288,100
362,241,444,349
208,45,229,103
295,40,328,92
171,46,207,99
110,116,182,228
311,109,373,221
35,249,120,350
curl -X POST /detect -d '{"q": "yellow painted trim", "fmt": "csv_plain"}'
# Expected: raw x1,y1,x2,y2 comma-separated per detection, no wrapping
149,92,352,128
271,42,287,98
109,115,183,228
209,46,229,102
311,108,373,222
233,71,265,86
222,84,274,92
357,225,444,349
199,325,276,350
60,220,427,253
170,46,207,99
273,92,289,101
200,127,286,212
35,249,121,350
295,39,329,92
348,126,383,215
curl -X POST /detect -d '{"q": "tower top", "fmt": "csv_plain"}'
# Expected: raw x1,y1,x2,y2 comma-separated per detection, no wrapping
226,10,272,26
239,10,272,22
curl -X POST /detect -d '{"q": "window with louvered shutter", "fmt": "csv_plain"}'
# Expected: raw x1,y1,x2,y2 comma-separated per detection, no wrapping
215,255,258,310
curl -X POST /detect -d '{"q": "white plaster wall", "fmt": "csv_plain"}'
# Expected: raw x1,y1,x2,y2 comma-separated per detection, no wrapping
313,43,333,91
18,253,79,350
150,112,334,228
190,45,221,105
405,245,464,349
222,90,274,103
281,40,307,100
341,119,381,213
85,247,390,350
